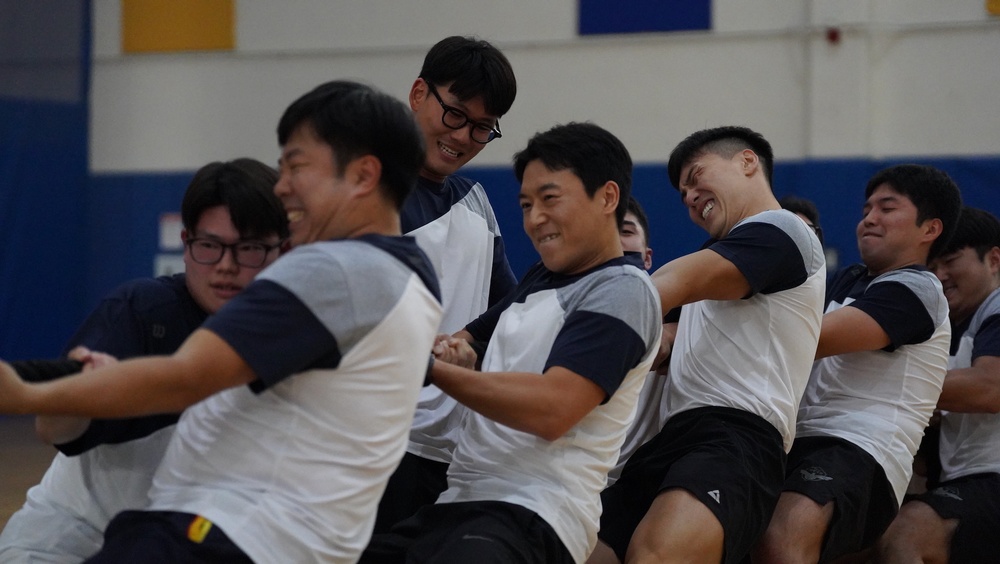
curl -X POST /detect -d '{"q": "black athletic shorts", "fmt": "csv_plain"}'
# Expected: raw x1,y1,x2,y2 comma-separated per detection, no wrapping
783,435,898,560
598,406,786,564
84,510,251,564
373,451,450,534
361,500,573,564
912,472,1000,564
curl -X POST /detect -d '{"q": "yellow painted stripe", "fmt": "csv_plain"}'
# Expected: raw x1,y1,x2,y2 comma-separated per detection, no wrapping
122,0,234,53
187,515,213,543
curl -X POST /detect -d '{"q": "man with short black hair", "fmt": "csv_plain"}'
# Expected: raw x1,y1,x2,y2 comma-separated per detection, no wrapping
755,164,961,563
592,125,826,564
364,122,661,564
876,206,1000,564
0,80,442,563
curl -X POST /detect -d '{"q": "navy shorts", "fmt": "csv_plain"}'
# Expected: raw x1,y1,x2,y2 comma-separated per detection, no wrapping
783,435,898,560
84,510,251,564
362,500,572,564
599,407,786,564
912,472,1000,564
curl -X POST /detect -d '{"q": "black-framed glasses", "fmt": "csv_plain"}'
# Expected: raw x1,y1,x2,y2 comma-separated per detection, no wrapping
425,82,502,144
186,238,281,268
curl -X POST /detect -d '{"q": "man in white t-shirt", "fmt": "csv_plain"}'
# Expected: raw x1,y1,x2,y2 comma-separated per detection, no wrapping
876,206,1000,564
754,164,961,563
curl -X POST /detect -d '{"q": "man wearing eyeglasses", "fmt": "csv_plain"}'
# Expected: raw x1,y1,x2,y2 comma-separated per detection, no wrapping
373,35,519,533
0,158,288,563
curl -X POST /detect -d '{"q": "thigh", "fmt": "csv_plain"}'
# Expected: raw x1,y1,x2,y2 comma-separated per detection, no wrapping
918,473,1000,564
783,437,898,560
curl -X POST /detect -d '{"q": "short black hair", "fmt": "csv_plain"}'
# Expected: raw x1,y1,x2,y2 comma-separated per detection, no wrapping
625,196,651,247
419,36,516,117
182,158,288,240
865,164,962,261
779,194,824,245
513,122,632,228
277,80,425,209
667,126,774,189
939,206,1000,260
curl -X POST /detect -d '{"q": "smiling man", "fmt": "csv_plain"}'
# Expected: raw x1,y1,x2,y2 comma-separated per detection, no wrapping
0,80,442,564
875,206,1000,564
590,126,826,564
0,159,287,563
755,164,961,563
374,35,520,534
363,122,661,564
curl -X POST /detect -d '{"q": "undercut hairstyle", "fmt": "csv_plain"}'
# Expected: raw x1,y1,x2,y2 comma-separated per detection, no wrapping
625,195,651,247
864,164,963,261
513,122,632,228
182,158,289,241
418,36,517,118
667,126,775,189
938,206,1000,260
277,80,425,209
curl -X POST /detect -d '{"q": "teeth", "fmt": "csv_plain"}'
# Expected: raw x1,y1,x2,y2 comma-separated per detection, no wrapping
539,234,558,243
287,210,304,223
439,142,459,158
701,202,714,219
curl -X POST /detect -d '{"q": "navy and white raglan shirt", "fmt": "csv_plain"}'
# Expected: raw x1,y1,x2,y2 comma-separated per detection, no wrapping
666,209,826,451
0,274,206,563
402,175,517,464
145,236,442,564
796,264,951,505
437,257,662,564
939,286,1000,482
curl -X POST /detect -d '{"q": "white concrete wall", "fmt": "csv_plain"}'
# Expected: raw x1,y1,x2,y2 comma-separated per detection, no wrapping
90,0,1000,173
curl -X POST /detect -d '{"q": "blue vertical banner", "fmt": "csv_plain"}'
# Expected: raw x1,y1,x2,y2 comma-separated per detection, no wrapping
579,0,712,35
0,0,91,358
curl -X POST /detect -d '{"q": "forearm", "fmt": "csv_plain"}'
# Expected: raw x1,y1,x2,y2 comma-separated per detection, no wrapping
938,368,1000,413
431,361,588,441
15,356,210,418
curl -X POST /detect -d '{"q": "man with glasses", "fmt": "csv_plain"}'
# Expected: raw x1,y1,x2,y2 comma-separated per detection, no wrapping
374,35,519,533
0,158,288,563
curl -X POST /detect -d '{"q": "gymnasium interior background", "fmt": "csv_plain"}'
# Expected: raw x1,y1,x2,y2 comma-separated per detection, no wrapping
2,0,999,359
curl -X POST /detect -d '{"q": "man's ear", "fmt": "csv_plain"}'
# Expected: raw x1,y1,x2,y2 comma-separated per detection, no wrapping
741,149,759,177
921,217,944,243
601,181,620,216
347,154,383,198
408,78,427,111
180,229,189,244
986,246,1000,276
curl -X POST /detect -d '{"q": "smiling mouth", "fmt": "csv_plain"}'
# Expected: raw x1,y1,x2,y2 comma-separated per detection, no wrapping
438,142,460,158
287,210,304,224
701,201,715,219
538,234,559,244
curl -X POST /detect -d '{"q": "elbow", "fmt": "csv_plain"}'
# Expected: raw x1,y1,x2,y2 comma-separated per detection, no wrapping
531,416,576,442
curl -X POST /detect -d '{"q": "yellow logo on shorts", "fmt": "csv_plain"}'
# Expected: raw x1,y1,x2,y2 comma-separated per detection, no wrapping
187,515,213,543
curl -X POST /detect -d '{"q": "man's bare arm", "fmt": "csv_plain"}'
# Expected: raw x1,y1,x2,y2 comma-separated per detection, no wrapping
0,329,255,418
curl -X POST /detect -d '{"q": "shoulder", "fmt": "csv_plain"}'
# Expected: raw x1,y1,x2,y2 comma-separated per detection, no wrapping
105,274,192,311
871,267,944,306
